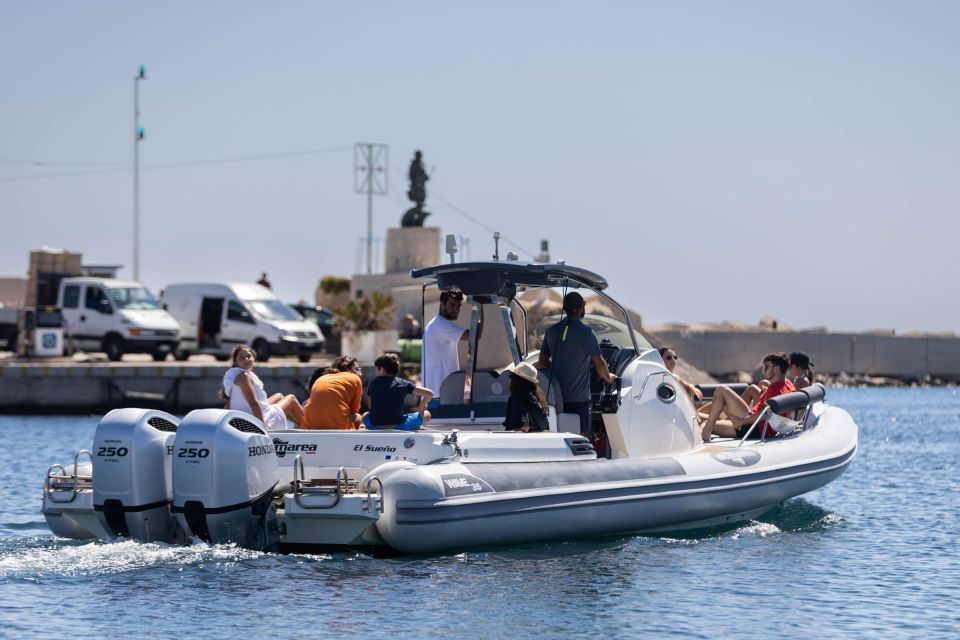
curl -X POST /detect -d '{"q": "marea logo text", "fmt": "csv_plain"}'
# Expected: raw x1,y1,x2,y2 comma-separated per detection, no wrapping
272,438,318,458
353,444,397,453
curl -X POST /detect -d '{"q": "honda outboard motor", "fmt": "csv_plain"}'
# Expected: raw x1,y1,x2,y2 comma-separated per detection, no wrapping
92,408,186,543
171,409,283,551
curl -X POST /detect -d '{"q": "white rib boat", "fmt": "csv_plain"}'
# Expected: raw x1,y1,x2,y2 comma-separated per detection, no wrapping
42,261,858,554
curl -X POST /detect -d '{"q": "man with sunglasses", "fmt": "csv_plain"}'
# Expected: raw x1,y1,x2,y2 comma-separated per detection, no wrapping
700,352,795,441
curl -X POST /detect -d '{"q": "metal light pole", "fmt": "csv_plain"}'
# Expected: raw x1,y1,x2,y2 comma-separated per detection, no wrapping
353,143,388,274
133,65,146,281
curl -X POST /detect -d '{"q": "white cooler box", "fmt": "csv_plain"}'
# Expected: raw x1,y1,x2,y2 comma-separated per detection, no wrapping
34,328,64,357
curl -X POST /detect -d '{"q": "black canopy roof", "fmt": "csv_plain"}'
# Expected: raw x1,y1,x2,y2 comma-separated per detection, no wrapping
410,261,608,297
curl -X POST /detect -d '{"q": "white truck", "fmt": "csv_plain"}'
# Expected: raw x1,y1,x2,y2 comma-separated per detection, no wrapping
159,283,324,362
58,277,181,361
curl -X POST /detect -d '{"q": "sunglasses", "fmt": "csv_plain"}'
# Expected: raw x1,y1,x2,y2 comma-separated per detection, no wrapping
664,355,678,361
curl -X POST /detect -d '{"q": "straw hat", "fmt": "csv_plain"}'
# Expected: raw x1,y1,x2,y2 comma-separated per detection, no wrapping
506,361,540,385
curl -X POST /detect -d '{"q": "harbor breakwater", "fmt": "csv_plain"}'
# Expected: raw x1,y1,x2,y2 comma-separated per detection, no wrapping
649,329,960,382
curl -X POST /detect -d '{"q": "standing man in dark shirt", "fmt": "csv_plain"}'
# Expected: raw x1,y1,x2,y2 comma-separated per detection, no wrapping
537,292,616,435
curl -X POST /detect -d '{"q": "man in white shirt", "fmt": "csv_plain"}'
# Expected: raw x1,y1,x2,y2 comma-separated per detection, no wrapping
422,289,474,396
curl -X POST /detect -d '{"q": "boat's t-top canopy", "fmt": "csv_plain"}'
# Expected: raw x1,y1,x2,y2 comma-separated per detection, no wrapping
410,261,643,418
410,261,608,299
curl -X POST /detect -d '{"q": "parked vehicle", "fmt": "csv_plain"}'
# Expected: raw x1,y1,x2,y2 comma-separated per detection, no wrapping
0,305,19,351
288,303,338,355
58,278,180,361
161,283,323,362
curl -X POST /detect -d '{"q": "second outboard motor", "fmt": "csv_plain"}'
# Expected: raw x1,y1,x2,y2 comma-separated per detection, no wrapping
171,409,283,551
92,408,186,543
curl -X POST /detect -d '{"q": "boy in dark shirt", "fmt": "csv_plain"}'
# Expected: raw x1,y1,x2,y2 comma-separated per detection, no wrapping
363,353,433,430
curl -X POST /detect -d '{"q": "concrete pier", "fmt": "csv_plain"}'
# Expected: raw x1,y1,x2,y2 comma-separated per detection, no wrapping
0,360,323,414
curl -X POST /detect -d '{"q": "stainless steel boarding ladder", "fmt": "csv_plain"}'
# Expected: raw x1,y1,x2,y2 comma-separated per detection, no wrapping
291,455,352,509
44,450,93,503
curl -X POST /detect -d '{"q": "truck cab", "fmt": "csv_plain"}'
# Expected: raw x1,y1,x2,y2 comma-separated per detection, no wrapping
58,278,181,361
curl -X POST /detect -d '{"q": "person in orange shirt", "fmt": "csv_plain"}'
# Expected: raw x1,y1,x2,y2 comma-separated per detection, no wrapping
300,356,364,429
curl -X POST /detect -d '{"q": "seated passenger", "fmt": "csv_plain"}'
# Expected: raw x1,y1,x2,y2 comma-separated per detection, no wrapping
502,361,549,433
222,345,303,429
659,346,767,420
363,353,433,431
659,347,703,402
789,351,814,390
302,366,335,409
700,352,796,441
300,356,363,429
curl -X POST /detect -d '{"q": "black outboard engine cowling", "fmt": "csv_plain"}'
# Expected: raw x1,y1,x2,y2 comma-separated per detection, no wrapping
171,409,283,551
92,408,186,543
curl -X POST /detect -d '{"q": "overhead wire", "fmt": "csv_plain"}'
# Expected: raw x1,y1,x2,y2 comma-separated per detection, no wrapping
388,159,537,260
3,146,541,261
0,146,354,182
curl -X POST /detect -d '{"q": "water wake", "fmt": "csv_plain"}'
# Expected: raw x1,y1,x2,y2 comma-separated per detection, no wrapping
0,538,265,581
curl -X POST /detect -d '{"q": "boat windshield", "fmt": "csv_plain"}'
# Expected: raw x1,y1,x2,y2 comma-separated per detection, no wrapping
108,287,161,311
534,313,652,351
247,299,303,322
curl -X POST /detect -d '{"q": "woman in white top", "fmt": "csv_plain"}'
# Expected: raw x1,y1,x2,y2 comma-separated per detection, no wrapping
221,345,303,429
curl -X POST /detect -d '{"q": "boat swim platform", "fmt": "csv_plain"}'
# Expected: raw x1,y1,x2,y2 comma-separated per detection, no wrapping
0,358,333,414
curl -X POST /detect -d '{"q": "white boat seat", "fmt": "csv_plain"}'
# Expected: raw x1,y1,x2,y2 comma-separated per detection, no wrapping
438,372,466,404
438,370,510,405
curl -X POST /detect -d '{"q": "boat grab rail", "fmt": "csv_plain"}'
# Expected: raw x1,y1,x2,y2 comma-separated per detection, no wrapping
292,455,347,509
363,476,384,514
736,407,771,447
44,449,93,503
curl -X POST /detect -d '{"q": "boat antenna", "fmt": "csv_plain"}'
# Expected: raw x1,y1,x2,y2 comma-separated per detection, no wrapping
493,231,501,261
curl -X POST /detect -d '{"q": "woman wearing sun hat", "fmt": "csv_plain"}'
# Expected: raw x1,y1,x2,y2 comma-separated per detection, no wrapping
503,361,549,432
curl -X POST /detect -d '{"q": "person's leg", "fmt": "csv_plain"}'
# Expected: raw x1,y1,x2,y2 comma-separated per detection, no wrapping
400,412,424,431
560,401,591,435
276,394,304,424
421,409,431,427
740,384,762,407
710,419,739,438
267,393,284,404
701,386,751,440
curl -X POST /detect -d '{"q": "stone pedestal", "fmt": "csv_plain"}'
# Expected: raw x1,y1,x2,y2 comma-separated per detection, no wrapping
384,227,441,274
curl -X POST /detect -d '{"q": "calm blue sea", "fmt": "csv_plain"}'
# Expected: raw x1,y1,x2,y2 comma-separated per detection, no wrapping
1,388,958,639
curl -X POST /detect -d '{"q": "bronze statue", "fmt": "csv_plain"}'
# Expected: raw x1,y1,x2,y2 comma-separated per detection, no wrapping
402,150,431,227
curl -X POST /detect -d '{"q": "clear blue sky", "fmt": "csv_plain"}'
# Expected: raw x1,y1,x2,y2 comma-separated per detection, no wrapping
2,1,958,333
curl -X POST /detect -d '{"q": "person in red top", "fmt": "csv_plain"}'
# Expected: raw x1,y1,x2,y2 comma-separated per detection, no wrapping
701,352,796,441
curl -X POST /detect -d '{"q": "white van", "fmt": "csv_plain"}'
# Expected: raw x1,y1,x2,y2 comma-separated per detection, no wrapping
58,278,181,361
160,283,324,362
